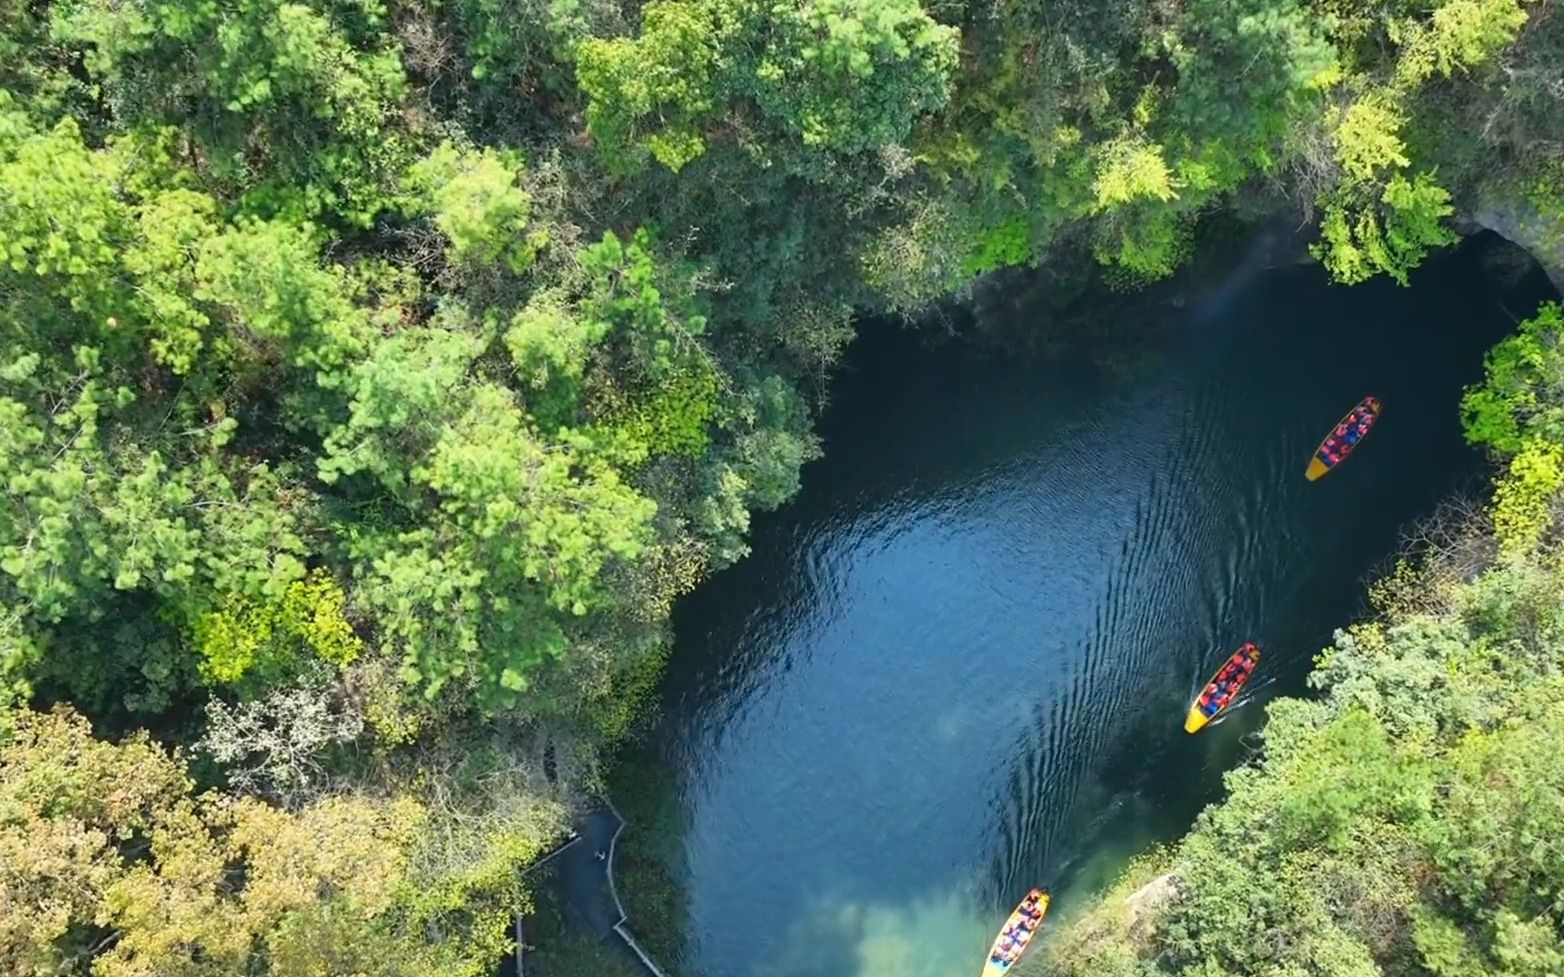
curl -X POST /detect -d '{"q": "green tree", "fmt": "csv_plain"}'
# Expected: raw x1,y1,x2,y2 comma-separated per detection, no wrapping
53,0,409,225
577,0,958,172
406,141,548,275
575,0,724,172
1461,303,1564,455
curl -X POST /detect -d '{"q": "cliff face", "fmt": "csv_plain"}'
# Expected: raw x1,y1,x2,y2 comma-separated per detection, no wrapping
1470,195,1564,294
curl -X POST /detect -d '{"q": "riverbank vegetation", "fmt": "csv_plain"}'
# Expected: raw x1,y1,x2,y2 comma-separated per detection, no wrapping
1,0,1561,967
1035,301,1564,977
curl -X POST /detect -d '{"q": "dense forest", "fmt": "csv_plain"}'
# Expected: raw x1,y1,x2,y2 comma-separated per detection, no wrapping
1038,302,1564,977
0,0,1561,967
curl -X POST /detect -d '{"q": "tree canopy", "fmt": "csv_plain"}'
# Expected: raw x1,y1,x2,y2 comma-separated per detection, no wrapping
0,0,1560,969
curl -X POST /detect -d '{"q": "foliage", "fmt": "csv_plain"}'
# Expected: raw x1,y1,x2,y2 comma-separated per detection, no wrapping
1462,303,1564,455
407,142,548,274
1490,439,1564,553
2,0,1562,964
603,359,723,458
53,0,409,224
746,0,959,156
1315,171,1458,285
0,707,559,977
1391,0,1530,88
1092,138,1180,210
1310,93,1460,284
576,0,722,172
576,0,958,172
579,228,708,380
1461,304,1564,553
192,570,362,689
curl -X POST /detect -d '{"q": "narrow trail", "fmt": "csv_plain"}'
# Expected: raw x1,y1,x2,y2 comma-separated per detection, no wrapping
519,800,671,977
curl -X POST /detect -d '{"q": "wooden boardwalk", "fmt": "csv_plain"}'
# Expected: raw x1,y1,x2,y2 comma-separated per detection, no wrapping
518,799,671,977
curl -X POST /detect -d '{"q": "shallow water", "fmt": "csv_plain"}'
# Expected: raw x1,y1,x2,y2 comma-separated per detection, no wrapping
652,237,1558,977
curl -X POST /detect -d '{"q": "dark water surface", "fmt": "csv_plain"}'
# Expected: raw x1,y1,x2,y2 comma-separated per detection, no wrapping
651,237,1558,977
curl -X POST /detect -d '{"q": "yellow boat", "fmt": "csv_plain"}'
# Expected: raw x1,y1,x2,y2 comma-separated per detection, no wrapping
980,888,1049,977
1185,643,1260,734
1305,396,1382,481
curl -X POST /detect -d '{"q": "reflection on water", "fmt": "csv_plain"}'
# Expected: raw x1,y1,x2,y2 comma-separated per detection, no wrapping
655,237,1559,977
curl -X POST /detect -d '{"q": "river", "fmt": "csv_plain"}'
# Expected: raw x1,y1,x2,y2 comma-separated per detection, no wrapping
644,235,1558,977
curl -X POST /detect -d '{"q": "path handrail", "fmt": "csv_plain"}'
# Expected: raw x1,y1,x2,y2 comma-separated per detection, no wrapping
516,798,673,977
601,797,631,928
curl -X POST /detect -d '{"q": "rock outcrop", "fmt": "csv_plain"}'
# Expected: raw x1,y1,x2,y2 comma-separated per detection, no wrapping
1124,872,1184,949
1470,194,1564,294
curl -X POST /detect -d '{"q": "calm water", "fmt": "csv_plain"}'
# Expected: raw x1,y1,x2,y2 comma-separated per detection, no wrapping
652,237,1558,977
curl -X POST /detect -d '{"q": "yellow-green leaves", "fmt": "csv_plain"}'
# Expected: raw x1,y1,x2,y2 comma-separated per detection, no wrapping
1310,0,1535,286
0,116,129,320
1089,137,1192,283
1092,136,1180,209
1316,172,1457,285
192,570,361,688
1392,0,1530,88
1331,96,1409,183
1313,96,1455,285
417,386,656,609
1491,439,1564,554
1459,303,1564,553
1,706,550,977
505,289,610,423
601,358,723,458
124,190,219,374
